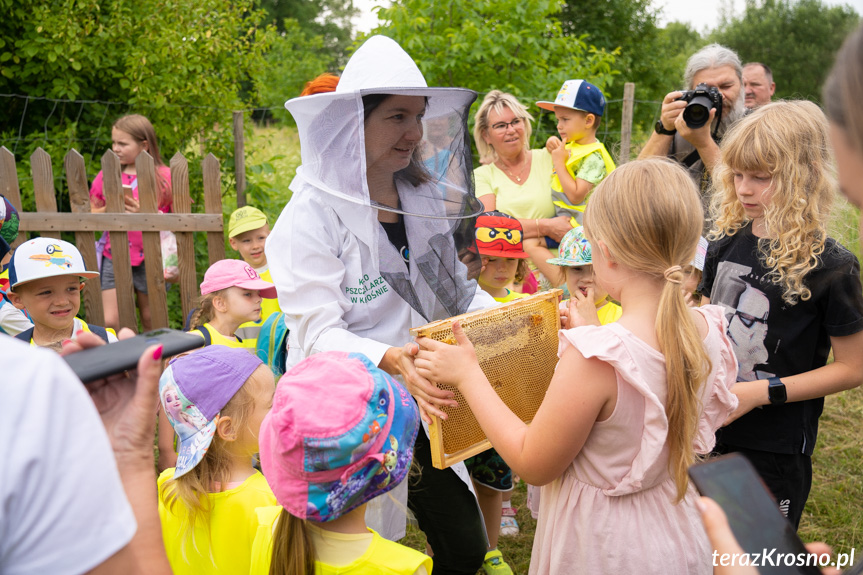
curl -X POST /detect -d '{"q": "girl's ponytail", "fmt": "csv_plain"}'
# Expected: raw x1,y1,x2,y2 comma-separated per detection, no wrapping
656,266,711,502
584,158,710,502
190,292,218,330
269,508,315,575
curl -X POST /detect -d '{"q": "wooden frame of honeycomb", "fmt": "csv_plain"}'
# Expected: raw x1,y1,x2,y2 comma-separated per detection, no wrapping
410,289,562,469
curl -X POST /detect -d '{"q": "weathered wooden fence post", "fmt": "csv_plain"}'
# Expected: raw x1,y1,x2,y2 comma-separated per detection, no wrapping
102,150,137,331
137,150,169,329
65,149,105,326
233,111,246,209
31,148,61,240
619,83,636,165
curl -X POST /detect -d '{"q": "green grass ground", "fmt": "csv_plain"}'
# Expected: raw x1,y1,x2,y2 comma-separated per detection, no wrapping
245,125,863,573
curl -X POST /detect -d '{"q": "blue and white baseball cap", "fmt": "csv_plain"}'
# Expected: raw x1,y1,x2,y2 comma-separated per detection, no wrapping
537,80,606,117
8,237,99,290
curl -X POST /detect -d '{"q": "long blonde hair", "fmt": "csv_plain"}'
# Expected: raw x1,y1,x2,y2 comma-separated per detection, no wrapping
159,365,269,558
585,158,712,502
268,509,315,575
472,91,534,164
709,101,835,305
189,289,225,330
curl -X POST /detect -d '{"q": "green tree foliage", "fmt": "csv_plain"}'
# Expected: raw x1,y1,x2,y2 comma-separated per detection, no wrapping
712,0,860,102
368,0,618,149
555,1,705,152
254,19,334,122
0,0,273,166
258,0,357,61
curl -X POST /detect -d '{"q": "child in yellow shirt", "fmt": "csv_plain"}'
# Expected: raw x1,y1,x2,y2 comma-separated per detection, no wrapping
227,206,281,348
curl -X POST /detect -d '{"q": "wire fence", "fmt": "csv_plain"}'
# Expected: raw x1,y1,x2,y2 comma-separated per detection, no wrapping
0,90,665,195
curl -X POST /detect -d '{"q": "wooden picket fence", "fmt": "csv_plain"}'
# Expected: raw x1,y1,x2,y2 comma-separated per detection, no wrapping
0,146,226,332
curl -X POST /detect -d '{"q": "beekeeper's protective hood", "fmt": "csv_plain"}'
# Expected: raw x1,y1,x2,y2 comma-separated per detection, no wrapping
284,36,484,321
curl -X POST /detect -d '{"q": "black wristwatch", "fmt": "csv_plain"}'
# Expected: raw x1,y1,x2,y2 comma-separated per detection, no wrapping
655,120,676,136
767,376,787,405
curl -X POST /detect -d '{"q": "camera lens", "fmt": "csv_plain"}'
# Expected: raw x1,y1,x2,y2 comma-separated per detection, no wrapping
683,95,714,129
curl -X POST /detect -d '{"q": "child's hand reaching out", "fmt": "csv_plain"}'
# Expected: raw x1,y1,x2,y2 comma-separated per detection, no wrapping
415,322,484,391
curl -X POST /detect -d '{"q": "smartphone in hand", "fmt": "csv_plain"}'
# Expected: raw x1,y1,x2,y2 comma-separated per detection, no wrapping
63,328,204,383
689,453,822,574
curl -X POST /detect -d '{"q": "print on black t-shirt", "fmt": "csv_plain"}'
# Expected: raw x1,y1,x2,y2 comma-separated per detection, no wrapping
711,261,776,382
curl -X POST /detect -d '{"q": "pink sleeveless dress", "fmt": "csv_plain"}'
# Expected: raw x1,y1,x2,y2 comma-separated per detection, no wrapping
529,305,738,575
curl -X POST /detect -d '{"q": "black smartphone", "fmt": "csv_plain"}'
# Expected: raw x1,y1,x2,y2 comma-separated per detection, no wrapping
689,453,822,574
63,328,204,383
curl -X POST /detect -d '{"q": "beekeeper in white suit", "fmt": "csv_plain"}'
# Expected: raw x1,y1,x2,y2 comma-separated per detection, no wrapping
267,35,495,575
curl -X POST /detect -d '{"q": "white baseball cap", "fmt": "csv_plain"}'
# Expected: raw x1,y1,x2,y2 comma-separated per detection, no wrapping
8,237,99,290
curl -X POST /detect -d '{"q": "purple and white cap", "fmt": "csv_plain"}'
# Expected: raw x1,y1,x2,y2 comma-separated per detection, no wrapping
159,346,264,478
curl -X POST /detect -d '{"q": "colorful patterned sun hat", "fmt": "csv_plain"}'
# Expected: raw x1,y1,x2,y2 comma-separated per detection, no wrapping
259,352,420,522
546,226,592,267
159,347,265,479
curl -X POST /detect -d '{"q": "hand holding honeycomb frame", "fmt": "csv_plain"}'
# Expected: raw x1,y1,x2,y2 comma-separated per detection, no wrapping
410,289,562,469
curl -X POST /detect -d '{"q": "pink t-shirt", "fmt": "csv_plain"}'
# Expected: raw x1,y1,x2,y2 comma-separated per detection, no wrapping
89,166,172,266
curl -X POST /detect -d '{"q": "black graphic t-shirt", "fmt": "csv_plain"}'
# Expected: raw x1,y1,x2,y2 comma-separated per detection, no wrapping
700,223,863,455
381,215,410,267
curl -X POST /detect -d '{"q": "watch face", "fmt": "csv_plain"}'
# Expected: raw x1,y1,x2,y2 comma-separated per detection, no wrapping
769,381,787,404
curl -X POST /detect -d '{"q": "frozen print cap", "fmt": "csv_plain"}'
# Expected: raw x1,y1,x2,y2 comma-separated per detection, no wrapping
259,352,420,522
159,347,264,479
8,237,99,290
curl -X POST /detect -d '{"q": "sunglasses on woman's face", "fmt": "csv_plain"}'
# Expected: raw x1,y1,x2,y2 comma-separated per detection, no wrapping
490,118,523,132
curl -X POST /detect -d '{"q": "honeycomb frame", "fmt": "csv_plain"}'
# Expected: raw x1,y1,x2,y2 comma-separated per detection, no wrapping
411,289,562,469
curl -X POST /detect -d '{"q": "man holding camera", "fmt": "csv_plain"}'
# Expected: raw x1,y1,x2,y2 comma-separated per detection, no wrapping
639,44,747,215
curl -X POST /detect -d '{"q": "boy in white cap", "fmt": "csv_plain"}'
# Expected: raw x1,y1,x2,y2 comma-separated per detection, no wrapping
226,206,281,348
7,237,116,350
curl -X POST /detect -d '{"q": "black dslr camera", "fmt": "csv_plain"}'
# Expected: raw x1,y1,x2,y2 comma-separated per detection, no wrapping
676,83,722,129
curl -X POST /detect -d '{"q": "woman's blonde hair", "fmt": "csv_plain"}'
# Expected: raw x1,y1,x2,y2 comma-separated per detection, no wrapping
159,364,271,559
709,101,835,305
585,158,712,502
473,91,534,164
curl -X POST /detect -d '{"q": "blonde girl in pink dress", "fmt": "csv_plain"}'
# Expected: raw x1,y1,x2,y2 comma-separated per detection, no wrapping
416,158,739,575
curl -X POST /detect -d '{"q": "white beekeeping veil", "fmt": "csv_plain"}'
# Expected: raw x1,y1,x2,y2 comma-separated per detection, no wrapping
285,36,484,321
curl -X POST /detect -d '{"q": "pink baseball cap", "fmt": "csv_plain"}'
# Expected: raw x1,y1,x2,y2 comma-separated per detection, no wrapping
200,259,278,298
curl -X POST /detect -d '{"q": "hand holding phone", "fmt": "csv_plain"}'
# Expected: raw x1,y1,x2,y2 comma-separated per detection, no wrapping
63,328,204,384
690,454,856,574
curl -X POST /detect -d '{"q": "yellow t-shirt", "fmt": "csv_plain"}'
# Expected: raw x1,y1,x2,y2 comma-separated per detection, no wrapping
188,322,246,348
474,149,556,220
236,268,282,349
494,289,529,303
249,506,431,575
596,300,622,325
157,468,277,575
